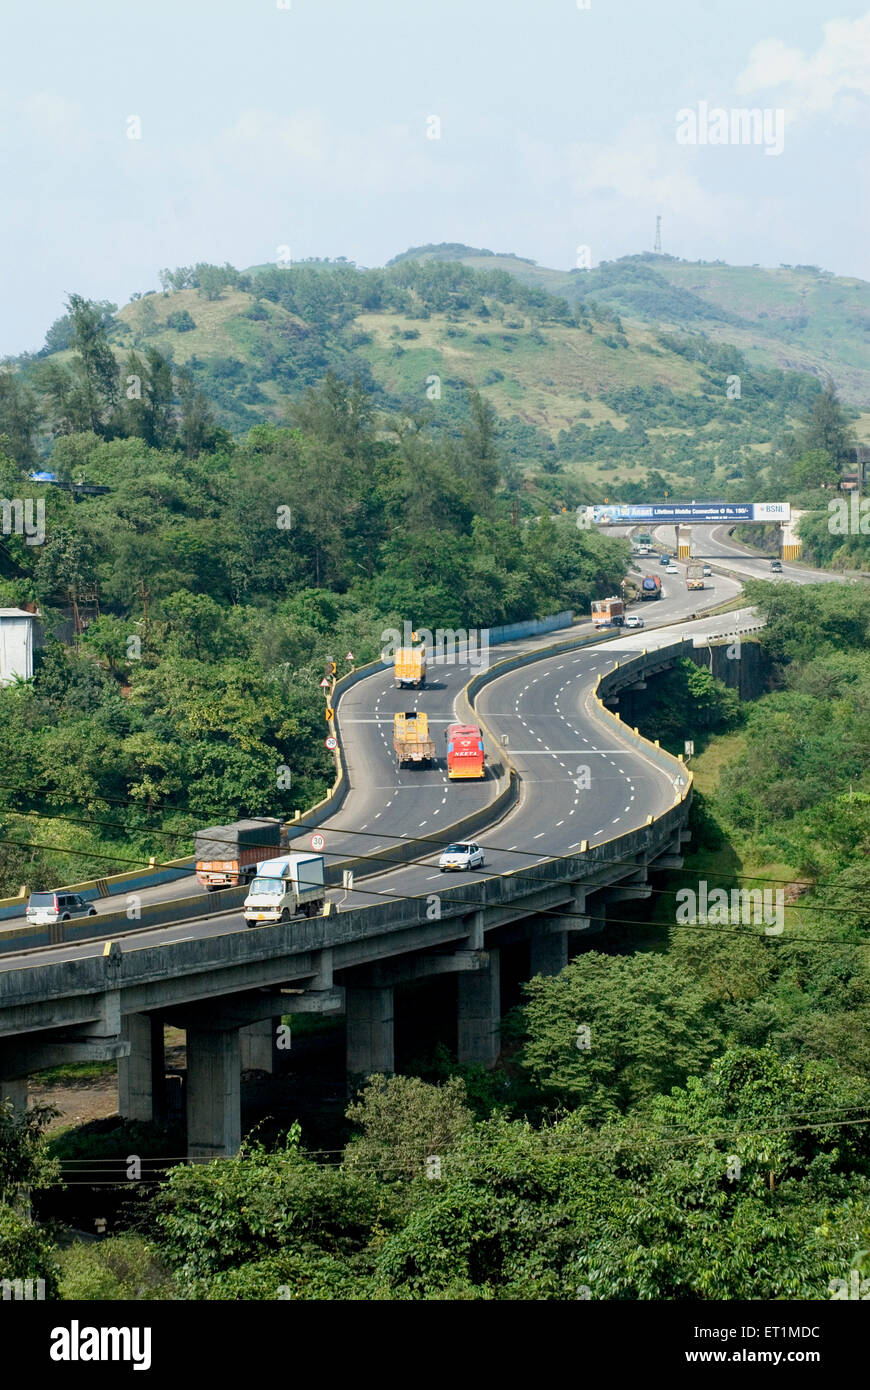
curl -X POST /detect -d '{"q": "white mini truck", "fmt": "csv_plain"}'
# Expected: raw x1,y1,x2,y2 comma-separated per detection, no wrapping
243,852,326,927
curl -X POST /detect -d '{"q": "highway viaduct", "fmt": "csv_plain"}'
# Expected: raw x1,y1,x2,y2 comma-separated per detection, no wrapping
1,527,809,1157
0,628,732,1157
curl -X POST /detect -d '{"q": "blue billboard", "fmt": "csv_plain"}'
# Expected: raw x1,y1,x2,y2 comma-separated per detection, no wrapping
583,502,790,525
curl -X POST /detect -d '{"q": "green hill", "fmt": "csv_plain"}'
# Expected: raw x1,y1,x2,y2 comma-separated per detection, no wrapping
14,250,870,502
386,245,870,409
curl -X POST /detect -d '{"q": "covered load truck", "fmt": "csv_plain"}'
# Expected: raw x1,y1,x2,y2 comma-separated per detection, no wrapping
394,646,426,689
591,596,625,629
195,819,282,890
243,852,326,926
640,574,662,600
393,710,436,767
685,560,705,591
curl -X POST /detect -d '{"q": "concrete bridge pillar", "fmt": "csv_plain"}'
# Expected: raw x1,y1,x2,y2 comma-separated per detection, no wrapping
530,926,569,977
780,511,803,561
240,1016,281,1073
346,986,394,1078
186,1027,241,1158
457,948,501,1067
676,523,691,558
117,1014,165,1123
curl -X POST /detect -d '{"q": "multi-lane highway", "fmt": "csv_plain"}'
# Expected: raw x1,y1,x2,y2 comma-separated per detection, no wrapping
653,522,841,585
6,516,852,966
0,543,751,967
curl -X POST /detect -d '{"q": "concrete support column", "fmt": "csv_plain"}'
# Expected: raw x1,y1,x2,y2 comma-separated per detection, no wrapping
530,925,569,977
186,1028,241,1158
346,987,394,1078
587,909,607,937
0,1077,28,1119
118,1014,165,1123
676,523,691,559
239,1017,280,1073
457,948,501,1067
781,512,803,561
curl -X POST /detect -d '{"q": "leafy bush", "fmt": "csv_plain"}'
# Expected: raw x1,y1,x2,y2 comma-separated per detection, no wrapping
57,1235,176,1300
166,309,195,332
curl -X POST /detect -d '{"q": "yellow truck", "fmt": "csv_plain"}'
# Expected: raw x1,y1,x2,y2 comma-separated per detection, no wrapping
393,710,436,767
394,646,426,689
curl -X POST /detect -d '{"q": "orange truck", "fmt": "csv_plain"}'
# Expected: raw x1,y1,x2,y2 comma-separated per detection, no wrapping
446,723,485,780
394,647,426,689
591,596,625,629
194,819,282,890
393,710,436,767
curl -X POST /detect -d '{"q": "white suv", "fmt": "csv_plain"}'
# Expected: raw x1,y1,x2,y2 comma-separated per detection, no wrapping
438,842,485,872
26,892,98,925
624,615,644,629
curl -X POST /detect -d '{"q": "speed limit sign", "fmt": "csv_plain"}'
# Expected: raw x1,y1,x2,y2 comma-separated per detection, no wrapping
311,833,325,851
325,736,337,750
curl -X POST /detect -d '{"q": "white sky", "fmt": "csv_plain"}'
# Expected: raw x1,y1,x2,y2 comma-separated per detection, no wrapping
2,0,869,354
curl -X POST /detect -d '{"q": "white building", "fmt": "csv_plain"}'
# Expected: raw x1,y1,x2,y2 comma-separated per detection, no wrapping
0,609,39,685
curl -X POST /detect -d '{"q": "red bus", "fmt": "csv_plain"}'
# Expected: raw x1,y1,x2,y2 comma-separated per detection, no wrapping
446,723,485,780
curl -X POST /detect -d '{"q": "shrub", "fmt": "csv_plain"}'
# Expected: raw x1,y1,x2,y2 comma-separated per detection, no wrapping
57,1234,176,1300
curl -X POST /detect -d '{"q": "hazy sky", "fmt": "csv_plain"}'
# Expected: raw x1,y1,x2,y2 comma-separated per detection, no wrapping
3,0,868,355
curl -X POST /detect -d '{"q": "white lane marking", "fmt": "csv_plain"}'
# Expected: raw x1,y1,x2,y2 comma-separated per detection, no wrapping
534,832,545,839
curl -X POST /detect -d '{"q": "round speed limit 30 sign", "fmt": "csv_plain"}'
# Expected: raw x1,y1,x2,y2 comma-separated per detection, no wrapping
310,833,326,851
324,736,337,750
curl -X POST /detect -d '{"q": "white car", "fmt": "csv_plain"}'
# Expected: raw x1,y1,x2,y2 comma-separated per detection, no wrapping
439,842,485,872
666,564,679,574
702,564,712,577
624,614,644,629
26,891,98,925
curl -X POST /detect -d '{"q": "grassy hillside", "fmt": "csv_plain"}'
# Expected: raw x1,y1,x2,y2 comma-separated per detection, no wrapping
389,245,870,411
17,250,868,502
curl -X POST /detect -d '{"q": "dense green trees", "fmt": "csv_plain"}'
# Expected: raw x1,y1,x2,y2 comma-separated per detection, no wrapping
0,1100,60,1295
0,362,627,893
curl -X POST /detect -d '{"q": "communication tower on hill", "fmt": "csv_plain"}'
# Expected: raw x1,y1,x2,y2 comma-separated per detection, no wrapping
654,215,662,254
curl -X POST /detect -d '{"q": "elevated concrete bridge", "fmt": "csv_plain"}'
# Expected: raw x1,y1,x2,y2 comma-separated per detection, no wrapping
0,635,705,1156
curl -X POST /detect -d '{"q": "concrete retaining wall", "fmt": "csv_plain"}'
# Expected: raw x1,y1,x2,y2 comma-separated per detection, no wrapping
488,610,573,645
0,886,250,953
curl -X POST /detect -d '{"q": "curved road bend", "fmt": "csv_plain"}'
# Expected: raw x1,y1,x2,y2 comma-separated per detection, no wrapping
1,579,746,968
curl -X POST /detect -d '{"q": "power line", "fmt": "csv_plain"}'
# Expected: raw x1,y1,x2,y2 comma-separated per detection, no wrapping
0,782,855,896
2,793,868,919
38,1111,870,1186
1,838,865,951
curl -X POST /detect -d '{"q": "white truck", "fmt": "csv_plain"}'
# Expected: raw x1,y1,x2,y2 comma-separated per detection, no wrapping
243,852,326,927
